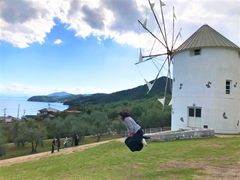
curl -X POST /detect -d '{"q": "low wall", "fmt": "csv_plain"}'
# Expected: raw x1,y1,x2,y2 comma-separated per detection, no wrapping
145,129,215,141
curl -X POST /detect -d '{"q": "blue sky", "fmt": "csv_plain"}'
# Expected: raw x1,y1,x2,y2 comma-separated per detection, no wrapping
0,20,140,95
0,0,239,96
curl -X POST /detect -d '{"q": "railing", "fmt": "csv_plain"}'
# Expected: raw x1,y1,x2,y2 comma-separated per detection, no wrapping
124,127,171,136
143,127,171,134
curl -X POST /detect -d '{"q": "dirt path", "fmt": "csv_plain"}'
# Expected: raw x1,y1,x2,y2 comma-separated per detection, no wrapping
0,138,125,167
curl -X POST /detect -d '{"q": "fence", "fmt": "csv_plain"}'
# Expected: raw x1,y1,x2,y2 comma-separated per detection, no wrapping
143,127,171,134
124,127,171,136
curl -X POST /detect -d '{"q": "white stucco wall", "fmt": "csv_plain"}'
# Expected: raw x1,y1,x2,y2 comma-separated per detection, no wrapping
172,47,240,134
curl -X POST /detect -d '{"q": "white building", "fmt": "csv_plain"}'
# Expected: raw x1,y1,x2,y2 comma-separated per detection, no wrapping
172,24,240,134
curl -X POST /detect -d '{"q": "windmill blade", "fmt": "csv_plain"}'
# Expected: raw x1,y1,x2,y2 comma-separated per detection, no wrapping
138,20,167,48
144,79,154,92
162,56,172,110
138,48,143,63
149,33,157,55
146,56,168,94
160,0,166,6
135,52,167,65
143,52,168,59
171,6,176,51
172,28,182,48
147,0,167,46
143,18,147,27
158,97,165,106
168,98,172,106
150,3,155,9
152,59,160,71
159,0,168,48
173,6,177,20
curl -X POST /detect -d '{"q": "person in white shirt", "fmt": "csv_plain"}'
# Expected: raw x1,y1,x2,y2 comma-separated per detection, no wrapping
63,137,68,148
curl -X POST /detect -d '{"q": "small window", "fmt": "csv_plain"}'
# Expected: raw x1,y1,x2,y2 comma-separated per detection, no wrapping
188,107,201,118
195,108,201,117
189,108,194,117
226,80,231,94
203,125,208,128
194,49,201,55
190,49,201,56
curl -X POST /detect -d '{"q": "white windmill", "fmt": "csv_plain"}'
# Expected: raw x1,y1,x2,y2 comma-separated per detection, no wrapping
136,0,181,109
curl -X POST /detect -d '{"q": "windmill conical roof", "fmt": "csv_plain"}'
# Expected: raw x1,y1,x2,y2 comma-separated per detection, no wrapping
175,24,239,53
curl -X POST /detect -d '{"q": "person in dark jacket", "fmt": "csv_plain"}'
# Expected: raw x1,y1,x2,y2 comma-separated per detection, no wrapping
56,137,61,152
118,109,148,152
51,138,55,153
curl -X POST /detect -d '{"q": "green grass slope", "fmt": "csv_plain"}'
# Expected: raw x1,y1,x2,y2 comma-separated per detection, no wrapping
1,137,240,179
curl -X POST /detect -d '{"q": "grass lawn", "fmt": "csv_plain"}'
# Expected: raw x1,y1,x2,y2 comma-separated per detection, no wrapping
0,137,240,179
0,134,122,160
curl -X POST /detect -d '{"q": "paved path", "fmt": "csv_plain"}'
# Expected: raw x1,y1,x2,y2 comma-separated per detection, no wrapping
0,138,125,167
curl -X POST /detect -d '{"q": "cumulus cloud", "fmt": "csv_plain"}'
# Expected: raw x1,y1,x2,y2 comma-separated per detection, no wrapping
54,38,62,45
81,5,105,30
101,0,142,32
0,0,55,48
0,0,239,49
0,0,39,24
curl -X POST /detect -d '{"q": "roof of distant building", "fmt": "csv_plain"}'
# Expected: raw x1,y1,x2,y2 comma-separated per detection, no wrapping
175,24,239,53
38,107,59,113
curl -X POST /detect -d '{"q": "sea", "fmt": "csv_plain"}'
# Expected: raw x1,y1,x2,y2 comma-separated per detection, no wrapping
0,96,69,118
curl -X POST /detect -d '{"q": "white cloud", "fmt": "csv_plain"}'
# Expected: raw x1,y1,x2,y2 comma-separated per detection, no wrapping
0,0,239,49
54,38,62,45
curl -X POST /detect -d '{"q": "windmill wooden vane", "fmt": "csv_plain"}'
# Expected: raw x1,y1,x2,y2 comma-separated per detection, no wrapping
135,0,181,110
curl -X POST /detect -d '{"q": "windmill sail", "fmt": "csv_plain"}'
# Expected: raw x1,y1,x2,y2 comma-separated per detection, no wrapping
158,97,165,106
137,0,181,111
144,79,153,92
160,0,166,7
143,18,147,27
168,98,172,106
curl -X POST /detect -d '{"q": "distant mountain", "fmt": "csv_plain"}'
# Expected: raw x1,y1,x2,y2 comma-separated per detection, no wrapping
28,77,172,105
28,92,80,103
65,76,172,106
48,91,73,97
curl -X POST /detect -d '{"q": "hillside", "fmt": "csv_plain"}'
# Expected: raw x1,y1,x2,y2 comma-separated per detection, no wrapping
28,77,172,105
27,93,81,103
65,76,172,106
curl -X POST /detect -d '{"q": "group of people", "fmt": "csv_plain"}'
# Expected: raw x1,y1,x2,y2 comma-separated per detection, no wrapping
51,137,68,153
51,109,149,153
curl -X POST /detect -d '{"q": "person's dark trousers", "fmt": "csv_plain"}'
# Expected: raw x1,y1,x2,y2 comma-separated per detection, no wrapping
125,129,143,152
51,145,54,153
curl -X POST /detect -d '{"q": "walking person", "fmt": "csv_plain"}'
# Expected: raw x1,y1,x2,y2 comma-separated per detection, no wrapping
118,109,148,152
74,134,79,146
63,137,68,149
51,138,55,153
57,137,60,152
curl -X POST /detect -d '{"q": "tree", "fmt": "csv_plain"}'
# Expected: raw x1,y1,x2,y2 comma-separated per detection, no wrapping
26,120,47,153
12,121,29,147
111,120,125,134
0,124,6,156
90,111,110,142
66,114,92,145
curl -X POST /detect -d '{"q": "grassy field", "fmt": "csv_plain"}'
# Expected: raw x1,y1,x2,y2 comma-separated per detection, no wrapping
0,134,122,160
0,137,240,179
